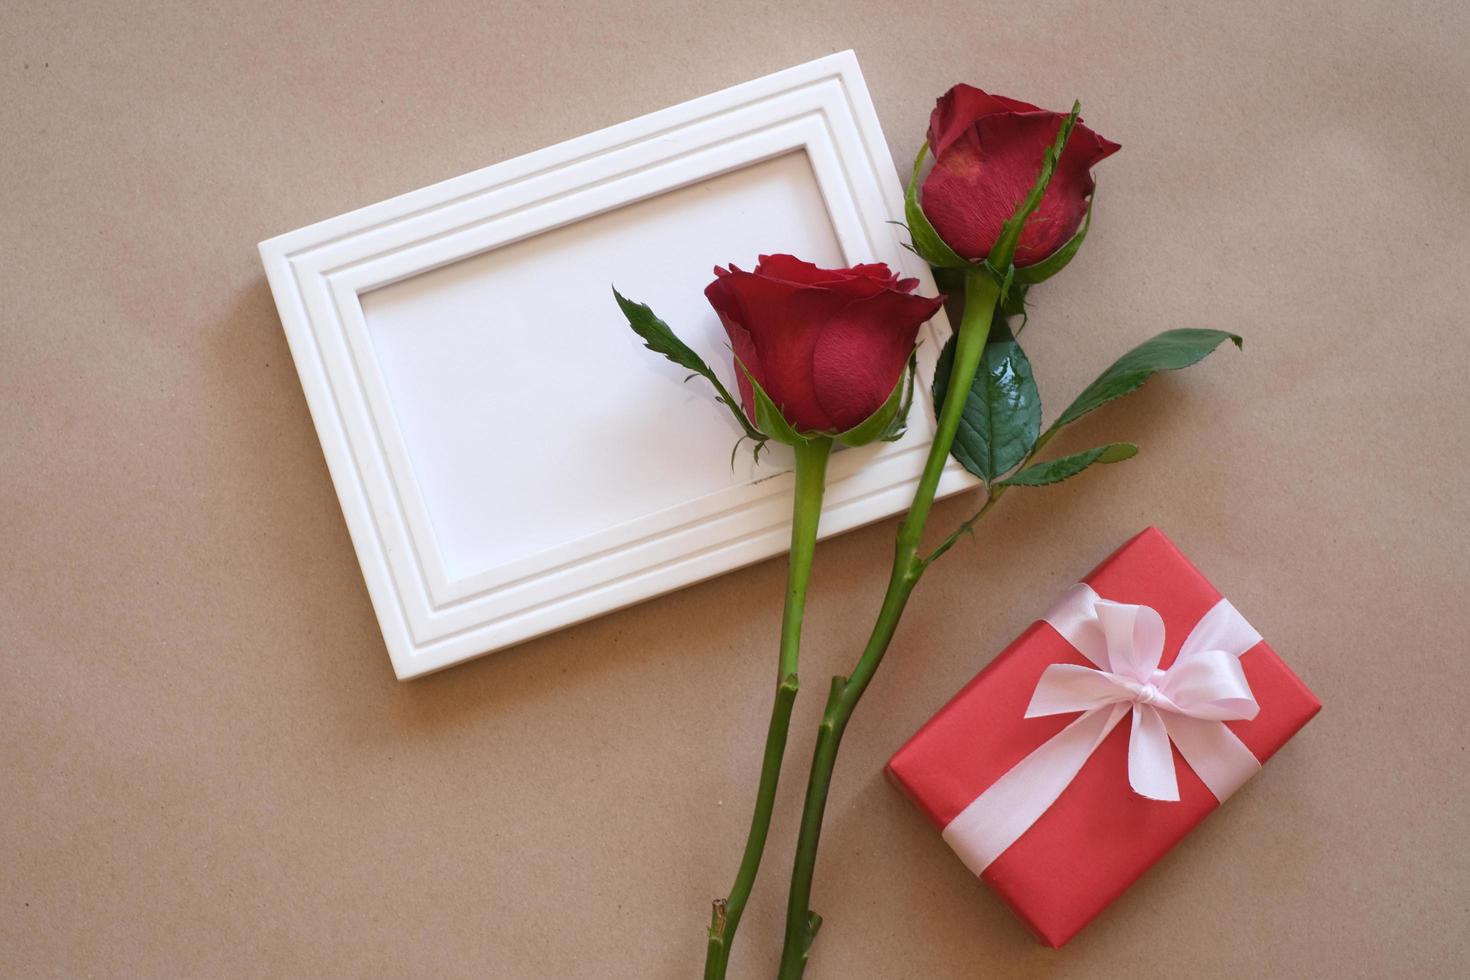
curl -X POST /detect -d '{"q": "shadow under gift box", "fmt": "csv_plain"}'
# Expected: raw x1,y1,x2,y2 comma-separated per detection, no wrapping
886,527,1321,947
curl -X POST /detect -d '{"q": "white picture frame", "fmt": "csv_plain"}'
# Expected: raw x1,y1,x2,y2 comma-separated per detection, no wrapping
259,50,977,680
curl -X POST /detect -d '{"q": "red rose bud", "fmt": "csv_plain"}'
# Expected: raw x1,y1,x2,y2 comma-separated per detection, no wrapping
922,85,1120,267
704,255,945,438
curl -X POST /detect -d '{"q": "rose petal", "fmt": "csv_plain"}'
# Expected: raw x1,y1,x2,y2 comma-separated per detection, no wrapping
922,118,1026,261
705,269,851,431
927,84,1041,158
1015,121,1119,266
840,262,902,284
810,290,944,431
753,254,834,286
703,273,761,418
754,255,897,297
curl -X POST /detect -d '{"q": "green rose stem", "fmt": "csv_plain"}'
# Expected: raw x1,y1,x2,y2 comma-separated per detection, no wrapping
776,106,1079,979
774,272,999,979
704,435,832,980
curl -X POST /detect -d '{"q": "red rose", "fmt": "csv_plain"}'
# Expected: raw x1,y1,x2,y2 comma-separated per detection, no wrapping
704,255,945,435
921,85,1120,266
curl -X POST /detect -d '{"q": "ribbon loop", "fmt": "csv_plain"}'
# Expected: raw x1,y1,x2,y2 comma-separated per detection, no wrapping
1160,647,1257,721
1095,600,1166,681
1026,664,1138,717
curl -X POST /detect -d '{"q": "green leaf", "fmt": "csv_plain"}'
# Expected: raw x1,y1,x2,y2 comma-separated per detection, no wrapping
1014,194,1093,286
739,362,812,447
612,288,766,445
904,142,970,269
614,287,709,377
999,442,1138,486
988,102,1080,271
1057,328,1243,427
932,320,1041,482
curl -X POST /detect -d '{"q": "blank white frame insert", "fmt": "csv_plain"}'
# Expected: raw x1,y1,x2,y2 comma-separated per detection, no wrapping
259,50,977,679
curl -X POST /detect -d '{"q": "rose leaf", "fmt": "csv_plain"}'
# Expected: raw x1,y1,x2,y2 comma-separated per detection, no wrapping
932,320,1041,483
1056,328,1243,427
612,287,766,445
998,442,1138,487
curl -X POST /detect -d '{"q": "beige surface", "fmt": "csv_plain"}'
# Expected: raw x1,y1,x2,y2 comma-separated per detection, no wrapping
3,1,1468,977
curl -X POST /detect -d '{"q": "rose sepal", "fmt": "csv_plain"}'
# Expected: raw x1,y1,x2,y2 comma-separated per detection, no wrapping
985,102,1081,273
742,351,918,450
1013,194,1093,286
739,363,822,447
1000,282,1030,320
833,356,915,447
875,352,920,444
904,141,970,269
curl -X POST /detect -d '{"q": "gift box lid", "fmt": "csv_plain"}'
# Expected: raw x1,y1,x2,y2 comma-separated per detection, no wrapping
886,526,1320,947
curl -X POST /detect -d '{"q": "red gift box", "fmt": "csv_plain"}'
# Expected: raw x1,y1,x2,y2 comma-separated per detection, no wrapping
886,527,1320,947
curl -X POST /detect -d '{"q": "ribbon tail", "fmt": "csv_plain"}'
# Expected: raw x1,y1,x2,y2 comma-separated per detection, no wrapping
1128,704,1179,801
941,703,1130,876
1159,711,1261,801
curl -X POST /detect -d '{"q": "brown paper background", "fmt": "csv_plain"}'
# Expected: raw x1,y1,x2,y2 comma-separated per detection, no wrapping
3,1,1467,976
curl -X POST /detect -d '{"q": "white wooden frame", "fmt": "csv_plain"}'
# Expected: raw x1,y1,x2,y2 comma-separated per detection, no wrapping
259,51,977,679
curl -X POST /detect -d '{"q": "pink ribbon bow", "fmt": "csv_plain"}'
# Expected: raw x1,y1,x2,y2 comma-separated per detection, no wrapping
941,583,1265,876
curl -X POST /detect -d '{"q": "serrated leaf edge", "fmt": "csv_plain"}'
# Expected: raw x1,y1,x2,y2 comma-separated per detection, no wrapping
998,442,1138,487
